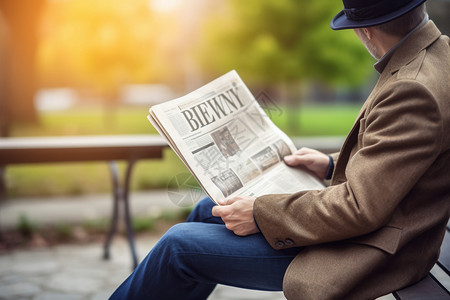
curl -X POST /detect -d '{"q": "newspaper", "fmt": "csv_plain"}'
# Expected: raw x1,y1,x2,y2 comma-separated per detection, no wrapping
148,70,324,204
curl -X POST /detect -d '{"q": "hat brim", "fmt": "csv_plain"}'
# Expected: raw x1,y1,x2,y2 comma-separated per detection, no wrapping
330,0,426,30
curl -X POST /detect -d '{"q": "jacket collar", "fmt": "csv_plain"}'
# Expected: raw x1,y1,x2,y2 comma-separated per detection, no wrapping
371,21,441,91
385,20,441,75
374,14,429,74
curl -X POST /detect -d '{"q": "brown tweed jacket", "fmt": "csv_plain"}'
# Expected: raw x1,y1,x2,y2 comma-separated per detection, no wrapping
254,21,450,300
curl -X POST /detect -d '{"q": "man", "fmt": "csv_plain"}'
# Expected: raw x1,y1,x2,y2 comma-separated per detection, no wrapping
110,0,449,299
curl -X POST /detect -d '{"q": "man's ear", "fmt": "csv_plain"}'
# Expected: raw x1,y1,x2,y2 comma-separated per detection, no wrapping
363,27,373,40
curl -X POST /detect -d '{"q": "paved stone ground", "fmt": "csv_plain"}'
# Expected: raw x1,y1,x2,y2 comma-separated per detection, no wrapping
0,190,184,229
0,239,128,300
0,191,287,300
0,235,288,300
0,192,395,300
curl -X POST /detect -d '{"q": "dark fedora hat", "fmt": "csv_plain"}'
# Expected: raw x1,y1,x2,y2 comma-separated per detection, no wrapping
331,0,427,30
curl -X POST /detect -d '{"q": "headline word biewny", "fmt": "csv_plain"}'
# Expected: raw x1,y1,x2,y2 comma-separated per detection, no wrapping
181,87,244,132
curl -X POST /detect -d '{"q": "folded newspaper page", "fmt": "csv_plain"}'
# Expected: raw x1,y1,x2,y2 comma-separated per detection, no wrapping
148,70,324,204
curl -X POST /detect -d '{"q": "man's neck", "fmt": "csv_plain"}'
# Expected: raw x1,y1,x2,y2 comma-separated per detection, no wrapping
374,33,402,57
374,14,429,73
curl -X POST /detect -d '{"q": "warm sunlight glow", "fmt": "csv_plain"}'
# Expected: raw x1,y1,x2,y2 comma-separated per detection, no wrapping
149,0,181,13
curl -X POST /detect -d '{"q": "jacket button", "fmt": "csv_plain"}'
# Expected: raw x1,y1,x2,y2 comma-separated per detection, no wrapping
275,241,285,248
285,239,294,246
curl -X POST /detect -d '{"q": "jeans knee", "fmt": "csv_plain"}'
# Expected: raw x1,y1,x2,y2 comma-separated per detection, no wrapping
160,223,193,252
186,197,215,222
197,196,214,208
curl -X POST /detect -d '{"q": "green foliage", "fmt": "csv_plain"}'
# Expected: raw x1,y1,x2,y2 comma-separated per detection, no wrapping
132,217,156,233
54,222,74,240
17,214,38,238
82,218,110,234
197,0,373,87
81,211,189,234
158,207,193,222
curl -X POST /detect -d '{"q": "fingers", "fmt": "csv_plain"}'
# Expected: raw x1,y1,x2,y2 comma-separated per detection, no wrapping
284,147,326,165
284,148,316,167
211,199,237,217
218,195,254,206
211,196,259,236
283,147,330,179
212,196,249,216
292,147,314,155
284,154,312,166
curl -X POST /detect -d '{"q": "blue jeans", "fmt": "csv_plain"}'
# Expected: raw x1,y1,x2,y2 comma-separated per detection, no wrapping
109,197,302,300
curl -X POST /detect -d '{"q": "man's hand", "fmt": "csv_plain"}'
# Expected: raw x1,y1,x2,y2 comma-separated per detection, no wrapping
212,196,260,236
283,147,330,180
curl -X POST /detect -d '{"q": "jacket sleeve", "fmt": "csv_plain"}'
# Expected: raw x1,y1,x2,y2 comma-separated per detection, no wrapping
329,152,339,164
254,80,443,250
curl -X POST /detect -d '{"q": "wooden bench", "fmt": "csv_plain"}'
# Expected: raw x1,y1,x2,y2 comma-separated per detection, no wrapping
393,220,450,299
0,135,344,269
0,135,168,268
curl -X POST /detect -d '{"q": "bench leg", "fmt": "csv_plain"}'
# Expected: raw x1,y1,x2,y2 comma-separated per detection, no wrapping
103,160,139,269
103,161,121,260
0,165,6,202
123,159,138,269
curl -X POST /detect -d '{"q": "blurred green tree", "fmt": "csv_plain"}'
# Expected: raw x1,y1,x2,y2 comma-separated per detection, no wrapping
198,0,373,95
38,0,177,105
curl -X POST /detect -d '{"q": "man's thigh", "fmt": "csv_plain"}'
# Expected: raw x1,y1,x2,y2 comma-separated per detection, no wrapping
163,221,302,291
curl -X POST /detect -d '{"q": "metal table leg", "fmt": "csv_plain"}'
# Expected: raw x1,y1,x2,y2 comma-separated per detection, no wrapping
104,160,138,269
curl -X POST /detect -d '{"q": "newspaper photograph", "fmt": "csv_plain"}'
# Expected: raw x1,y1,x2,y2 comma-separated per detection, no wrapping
148,70,324,204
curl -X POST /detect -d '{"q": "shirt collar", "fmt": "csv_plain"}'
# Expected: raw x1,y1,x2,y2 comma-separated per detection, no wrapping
374,14,429,73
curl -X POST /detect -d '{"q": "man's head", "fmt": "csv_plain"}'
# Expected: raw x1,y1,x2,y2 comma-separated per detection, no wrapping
331,0,428,59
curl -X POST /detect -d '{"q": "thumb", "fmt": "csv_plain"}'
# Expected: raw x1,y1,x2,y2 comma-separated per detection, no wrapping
212,204,224,217
284,154,308,166
217,199,227,206
223,197,239,205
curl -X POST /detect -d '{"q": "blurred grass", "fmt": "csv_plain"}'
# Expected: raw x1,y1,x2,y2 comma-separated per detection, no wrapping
10,107,154,137
271,104,359,136
5,104,360,198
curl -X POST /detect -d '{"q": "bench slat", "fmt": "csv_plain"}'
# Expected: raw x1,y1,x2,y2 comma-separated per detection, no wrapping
393,223,450,299
0,135,168,164
393,274,450,299
437,227,450,276
430,264,450,294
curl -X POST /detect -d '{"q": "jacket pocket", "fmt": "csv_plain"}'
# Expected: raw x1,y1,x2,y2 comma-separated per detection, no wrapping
349,225,403,255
